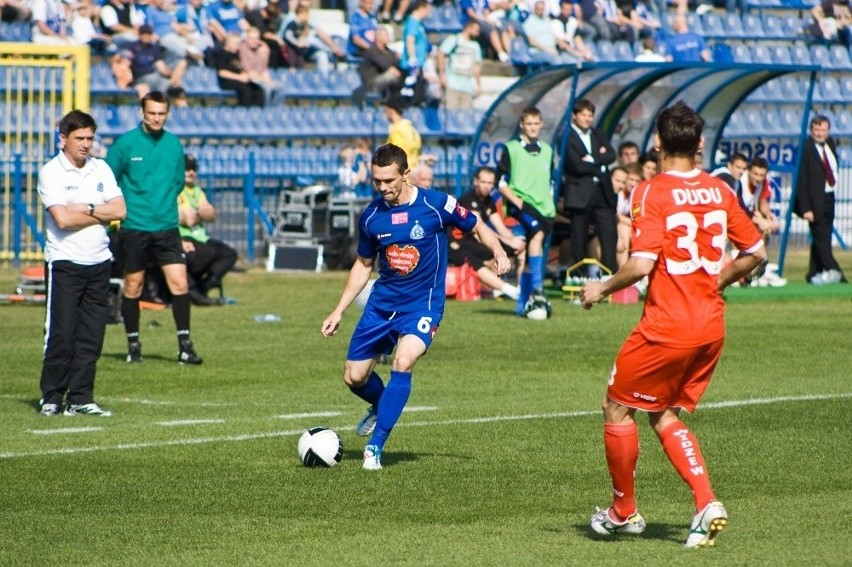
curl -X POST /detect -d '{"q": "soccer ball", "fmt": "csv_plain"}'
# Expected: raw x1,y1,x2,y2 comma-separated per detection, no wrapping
297,427,343,467
354,278,375,310
524,297,552,320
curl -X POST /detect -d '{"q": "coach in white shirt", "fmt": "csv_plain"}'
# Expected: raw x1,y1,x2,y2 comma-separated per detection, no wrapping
36,110,126,417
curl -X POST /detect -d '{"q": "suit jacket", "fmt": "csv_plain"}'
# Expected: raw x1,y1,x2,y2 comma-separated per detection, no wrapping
563,126,616,210
794,136,838,218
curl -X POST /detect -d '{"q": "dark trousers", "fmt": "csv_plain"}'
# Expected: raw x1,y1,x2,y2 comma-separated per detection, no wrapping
185,238,238,293
218,78,265,107
40,260,112,406
806,192,845,280
566,186,618,274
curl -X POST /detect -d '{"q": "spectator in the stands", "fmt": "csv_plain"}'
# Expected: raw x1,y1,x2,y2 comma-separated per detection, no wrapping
245,0,287,68
1,0,30,23
523,0,578,64
617,141,640,166
127,25,188,99
70,0,111,54
593,0,635,43
572,0,602,41
808,0,851,48
212,32,265,106
146,0,205,64
385,97,421,170
410,163,434,189
207,0,248,45
239,26,287,106
175,0,215,57
378,0,410,25
99,0,145,50
460,0,512,62
552,0,595,62
282,4,345,74
664,14,712,62
353,24,402,105
437,20,482,110
31,0,73,45
639,150,658,179
634,35,666,61
347,0,378,58
626,0,661,39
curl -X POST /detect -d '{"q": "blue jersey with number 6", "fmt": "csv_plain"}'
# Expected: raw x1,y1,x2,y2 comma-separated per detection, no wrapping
358,187,477,314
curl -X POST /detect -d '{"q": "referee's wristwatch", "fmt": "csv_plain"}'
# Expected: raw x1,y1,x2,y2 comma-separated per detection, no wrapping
88,203,95,216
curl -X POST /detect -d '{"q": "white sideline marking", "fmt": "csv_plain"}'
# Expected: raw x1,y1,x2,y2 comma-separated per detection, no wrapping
157,419,225,427
29,427,102,435
3,393,849,459
403,406,438,412
274,411,343,420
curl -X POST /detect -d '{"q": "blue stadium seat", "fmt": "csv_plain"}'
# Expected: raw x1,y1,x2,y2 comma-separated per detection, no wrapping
731,43,752,63
779,75,806,101
424,3,462,33
809,44,831,69
725,110,747,136
762,14,784,39
722,13,745,38
777,107,801,134
685,12,704,35
837,145,852,165
780,15,804,37
748,78,774,102
701,13,725,38
790,43,811,65
510,37,531,66
839,75,852,99
742,14,764,38
596,40,615,61
751,44,772,64
829,45,852,69
816,75,841,102
771,45,792,64
612,41,635,62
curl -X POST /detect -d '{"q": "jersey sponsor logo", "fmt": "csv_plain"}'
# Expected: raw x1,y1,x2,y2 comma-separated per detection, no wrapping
392,212,408,225
455,204,469,219
377,232,392,239
130,156,143,161
409,221,425,240
385,244,420,276
632,392,657,402
444,195,457,213
672,187,722,206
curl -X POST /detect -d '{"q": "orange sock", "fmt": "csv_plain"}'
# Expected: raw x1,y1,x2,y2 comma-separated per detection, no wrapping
604,422,639,519
658,421,715,511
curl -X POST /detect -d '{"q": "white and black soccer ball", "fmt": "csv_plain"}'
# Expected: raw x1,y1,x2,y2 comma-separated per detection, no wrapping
525,297,553,320
297,427,343,467
354,278,375,310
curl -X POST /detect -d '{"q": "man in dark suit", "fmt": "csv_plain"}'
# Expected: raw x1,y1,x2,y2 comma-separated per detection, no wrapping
563,98,618,275
794,115,847,285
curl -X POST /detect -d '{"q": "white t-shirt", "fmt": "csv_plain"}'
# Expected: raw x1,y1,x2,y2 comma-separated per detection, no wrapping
38,152,123,264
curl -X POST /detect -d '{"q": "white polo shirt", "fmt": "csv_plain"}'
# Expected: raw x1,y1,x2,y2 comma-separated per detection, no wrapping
38,151,123,264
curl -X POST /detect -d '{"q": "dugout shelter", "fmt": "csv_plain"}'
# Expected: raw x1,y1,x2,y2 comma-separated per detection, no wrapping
469,62,824,275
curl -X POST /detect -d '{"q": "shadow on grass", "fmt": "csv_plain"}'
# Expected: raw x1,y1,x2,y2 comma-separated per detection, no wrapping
341,448,419,467
104,352,183,363
572,521,681,544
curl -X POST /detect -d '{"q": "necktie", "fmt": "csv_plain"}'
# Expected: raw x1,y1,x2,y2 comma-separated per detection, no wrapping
821,144,836,187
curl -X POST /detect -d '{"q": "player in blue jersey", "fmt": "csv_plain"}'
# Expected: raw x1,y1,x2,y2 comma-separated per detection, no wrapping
321,143,511,470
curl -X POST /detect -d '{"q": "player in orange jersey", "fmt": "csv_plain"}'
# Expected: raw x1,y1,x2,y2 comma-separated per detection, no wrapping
579,101,767,548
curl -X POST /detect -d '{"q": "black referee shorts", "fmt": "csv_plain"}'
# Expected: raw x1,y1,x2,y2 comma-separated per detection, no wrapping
119,228,186,273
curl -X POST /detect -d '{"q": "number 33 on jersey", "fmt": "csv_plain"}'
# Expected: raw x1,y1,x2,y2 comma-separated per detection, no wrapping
629,171,764,347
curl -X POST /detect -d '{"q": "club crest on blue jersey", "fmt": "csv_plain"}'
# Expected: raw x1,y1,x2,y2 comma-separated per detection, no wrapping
409,221,425,240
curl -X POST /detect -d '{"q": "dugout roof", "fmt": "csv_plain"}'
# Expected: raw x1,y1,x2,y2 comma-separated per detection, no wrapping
471,62,820,178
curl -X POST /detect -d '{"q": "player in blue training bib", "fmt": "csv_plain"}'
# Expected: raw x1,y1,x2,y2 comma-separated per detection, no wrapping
321,143,511,471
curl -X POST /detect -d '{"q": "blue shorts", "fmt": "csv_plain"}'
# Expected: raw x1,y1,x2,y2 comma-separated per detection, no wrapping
346,304,442,362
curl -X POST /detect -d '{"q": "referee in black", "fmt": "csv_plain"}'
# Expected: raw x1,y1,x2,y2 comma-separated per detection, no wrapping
37,110,127,416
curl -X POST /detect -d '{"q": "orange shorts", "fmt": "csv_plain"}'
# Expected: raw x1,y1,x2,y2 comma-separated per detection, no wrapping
606,330,724,413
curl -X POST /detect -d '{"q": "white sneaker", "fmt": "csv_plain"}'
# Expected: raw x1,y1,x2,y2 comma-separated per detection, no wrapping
499,283,520,300
590,507,646,536
362,444,382,470
355,405,377,437
63,403,112,417
685,500,727,548
759,271,787,287
39,403,61,416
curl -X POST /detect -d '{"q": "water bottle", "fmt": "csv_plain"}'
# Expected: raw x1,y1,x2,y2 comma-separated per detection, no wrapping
253,313,281,323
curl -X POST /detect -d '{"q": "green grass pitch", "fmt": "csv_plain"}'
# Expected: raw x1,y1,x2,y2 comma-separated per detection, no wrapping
0,250,850,566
